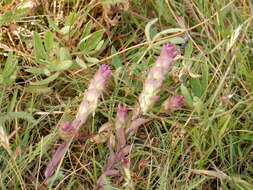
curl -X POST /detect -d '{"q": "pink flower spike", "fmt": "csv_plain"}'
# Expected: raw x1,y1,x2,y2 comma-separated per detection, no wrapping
137,43,179,115
75,64,112,128
162,95,184,111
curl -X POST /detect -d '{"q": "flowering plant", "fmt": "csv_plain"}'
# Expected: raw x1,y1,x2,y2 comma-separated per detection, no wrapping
45,64,112,178
45,43,184,189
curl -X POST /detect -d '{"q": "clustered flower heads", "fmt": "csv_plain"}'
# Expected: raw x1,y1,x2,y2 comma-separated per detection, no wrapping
45,43,184,189
95,43,182,189
96,104,133,189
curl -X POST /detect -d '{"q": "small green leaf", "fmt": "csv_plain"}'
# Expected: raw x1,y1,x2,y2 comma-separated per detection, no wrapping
190,78,203,98
181,84,193,108
58,47,71,61
44,31,54,54
43,68,51,76
79,30,105,53
184,41,193,58
84,56,99,63
7,89,18,113
0,74,3,83
30,72,60,85
0,6,29,26
37,59,50,66
78,33,92,46
153,28,185,41
28,133,57,163
0,111,36,124
59,26,70,35
89,39,105,54
145,18,158,42
154,37,185,46
52,60,73,71
3,52,18,78
111,46,122,69
81,20,93,39
27,85,53,94
193,96,204,114
218,114,231,138
76,57,87,69
33,32,48,60
102,0,124,4
47,17,59,31
65,12,78,26
0,52,18,85
201,61,209,92
25,67,47,75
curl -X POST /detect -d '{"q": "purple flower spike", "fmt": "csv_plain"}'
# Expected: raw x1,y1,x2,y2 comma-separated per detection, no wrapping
162,95,184,111
138,43,180,114
116,104,128,127
127,118,152,136
115,104,128,148
75,64,112,130
44,142,68,179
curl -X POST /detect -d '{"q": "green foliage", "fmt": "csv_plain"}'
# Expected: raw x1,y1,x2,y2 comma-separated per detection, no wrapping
0,0,252,189
79,29,105,54
0,111,35,125
27,31,72,84
145,18,185,44
0,1,32,26
27,16,106,85
0,52,18,86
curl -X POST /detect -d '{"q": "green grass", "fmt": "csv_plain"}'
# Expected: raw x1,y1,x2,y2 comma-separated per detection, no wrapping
0,0,253,189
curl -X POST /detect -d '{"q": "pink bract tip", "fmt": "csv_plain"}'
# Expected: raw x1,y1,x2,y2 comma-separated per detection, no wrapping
117,104,128,121
59,121,74,132
163,95,184,111
117,104,128,113
100,64,112,77
93,64,112,80
161,43,180,59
